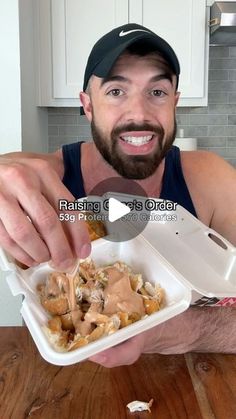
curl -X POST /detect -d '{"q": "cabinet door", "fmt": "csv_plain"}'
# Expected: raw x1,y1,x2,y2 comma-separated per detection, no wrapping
51,0,128,100
129,0,208,105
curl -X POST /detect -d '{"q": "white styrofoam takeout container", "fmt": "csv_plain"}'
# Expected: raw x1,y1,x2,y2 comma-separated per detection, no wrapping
0,234,192,365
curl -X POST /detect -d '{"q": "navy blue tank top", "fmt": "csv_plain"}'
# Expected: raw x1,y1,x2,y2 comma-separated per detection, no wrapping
62,142,197,217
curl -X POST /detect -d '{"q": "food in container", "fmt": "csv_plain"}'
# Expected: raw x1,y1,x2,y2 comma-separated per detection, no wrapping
37,258,165,352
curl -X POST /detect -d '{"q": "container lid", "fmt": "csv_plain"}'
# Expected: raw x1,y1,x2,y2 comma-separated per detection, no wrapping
103,192,236,298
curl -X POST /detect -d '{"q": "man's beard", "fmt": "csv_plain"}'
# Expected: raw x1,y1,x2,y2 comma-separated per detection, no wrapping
91,117,177,179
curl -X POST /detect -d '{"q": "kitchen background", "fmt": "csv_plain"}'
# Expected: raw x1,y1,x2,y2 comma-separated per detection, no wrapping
48,45,236,167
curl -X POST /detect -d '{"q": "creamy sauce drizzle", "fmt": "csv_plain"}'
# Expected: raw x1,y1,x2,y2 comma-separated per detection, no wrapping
103,267,145,316
66,261,81,331
66,273,77,312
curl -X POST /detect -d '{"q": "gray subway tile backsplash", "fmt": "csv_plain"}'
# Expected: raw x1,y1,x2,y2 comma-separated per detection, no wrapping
229,70,236,81
57,126,81,136
48,114,78,125
229,93,236,104
225,125,236,136
176,114,189,125
188,115,228,126
228,115,236,125
208,81,236,92
210,47,229,58
48,126,59,136
48,46,236,167
209,70,229,81
177,126,209,137
197,137,227,147
230,47,236,57
185,107,209,114
208,91,229,104
209,58,236,70
208,147,236,158
208,125,227,137
208,104,236,114
228,138,236,146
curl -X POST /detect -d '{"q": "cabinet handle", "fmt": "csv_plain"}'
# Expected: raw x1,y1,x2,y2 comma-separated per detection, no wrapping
209,18,220,27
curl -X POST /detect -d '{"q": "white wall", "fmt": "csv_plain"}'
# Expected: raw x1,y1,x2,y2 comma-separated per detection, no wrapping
0,1,22,153
0,0,23,324
0,275,22,326
0,0,48,155
19,0,48,152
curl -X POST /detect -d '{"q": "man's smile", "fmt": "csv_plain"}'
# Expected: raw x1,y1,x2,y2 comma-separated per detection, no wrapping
120,134,153,146
118,131,157,155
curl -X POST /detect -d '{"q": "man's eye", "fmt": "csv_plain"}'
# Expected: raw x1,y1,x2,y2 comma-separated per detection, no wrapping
107,89,123,96
151,89,166,97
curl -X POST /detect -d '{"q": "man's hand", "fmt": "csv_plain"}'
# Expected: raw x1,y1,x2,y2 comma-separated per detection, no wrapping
89,307,236,368
0,155,91,269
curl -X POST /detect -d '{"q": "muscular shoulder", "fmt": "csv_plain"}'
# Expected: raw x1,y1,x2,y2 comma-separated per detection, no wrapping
180,150,236,245
181,149,234,182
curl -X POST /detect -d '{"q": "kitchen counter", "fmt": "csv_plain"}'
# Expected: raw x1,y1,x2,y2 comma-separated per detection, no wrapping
1,327,236,418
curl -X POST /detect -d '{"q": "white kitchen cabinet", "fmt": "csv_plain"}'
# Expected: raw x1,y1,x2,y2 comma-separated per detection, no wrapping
35,0,128,106
129,0,209,106
35,0,209,107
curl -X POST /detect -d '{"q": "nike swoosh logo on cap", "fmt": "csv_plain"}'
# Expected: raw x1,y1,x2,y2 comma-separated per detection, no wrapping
119,29,151,37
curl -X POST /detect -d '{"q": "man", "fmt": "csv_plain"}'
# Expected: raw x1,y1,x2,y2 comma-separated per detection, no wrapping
0,24,236,367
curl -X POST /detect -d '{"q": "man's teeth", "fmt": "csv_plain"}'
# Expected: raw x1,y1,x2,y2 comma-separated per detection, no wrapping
121,135,153,146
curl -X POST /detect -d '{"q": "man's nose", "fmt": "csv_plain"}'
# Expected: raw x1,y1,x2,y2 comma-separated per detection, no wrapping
125,94,152,123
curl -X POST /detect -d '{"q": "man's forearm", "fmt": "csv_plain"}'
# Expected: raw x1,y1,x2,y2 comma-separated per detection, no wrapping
143,306,236,354
192,306,236,353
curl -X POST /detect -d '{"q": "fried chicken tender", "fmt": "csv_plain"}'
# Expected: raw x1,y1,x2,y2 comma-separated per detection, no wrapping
84,214,107,241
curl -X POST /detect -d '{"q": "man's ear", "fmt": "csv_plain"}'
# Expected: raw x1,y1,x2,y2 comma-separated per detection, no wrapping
80,92,92,121
174,91,180,107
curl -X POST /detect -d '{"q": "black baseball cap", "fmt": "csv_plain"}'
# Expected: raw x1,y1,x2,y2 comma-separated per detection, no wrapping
83,23,180,92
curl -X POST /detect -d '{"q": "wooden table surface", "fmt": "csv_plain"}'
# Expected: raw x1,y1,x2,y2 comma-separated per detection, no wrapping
1,328,236,419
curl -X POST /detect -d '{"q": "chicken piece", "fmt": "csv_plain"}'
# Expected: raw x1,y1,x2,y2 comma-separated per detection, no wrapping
41,295,69,316
143,298,160,315
68,336,89,351
85,215,107,241
79,258,96,281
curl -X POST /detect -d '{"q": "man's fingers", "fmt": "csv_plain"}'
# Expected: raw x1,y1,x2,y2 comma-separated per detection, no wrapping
0,194,51,263
37,165,91,260
16,192,76,269
89,335,144,368
26,190,91,265
0,220,37,267
1,160,91,268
